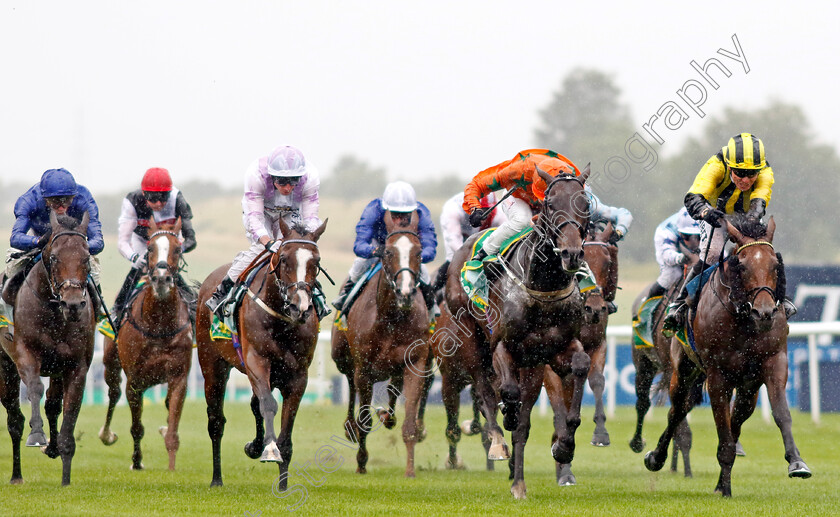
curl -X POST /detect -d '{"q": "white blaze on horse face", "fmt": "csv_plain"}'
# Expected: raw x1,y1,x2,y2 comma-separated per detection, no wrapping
153,235,170,266
395,236,414,296
294,248,314,311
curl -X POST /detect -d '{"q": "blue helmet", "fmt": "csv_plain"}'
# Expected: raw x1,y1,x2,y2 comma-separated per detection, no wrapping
40,168,78,197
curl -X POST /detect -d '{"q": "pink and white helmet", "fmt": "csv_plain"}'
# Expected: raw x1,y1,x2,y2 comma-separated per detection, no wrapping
267,145,307,177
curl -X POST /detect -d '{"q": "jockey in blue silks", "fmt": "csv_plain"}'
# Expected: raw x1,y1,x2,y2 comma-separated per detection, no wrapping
332,181,438,313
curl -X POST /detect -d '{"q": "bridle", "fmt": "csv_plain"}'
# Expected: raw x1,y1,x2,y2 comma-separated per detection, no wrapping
715,240,779,316
380,230,421,294
42,230,90,302
540,174,588,250
147,230,181,275
267,238,320,313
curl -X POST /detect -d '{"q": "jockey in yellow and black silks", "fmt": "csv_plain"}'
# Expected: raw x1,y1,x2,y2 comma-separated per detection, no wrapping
663,133,795,336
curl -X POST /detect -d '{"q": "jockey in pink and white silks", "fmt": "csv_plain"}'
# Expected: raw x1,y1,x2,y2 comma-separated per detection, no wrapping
205,145,327,317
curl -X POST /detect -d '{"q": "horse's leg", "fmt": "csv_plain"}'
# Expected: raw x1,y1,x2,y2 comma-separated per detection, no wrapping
203,357,231,487
706,369,735,497
629,354,655,453
244,394,265,459
588,342,609,446
163,373,188,471
673,418,693,477
474,357,508,461
442,371,465,470
247,354,281,462
376,379,399,430
273,374,307,492
344,373,357,441
0,352,25,484
42,377,63,459
401,367,425,478
493,343,520,432
126,380,146,470
549,345,590,467
56,363,89,486
644,354,698,472
99,337,122,446
470,385,494,471
15,349,47,447
414,352,435,443
354,371,373,474
509,366,542,500
545,366,575,486
762,352,811,479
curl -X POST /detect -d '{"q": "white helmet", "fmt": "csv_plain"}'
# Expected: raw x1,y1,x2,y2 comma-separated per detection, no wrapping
677,208,701,235
267,145,306,177
381,181,418,212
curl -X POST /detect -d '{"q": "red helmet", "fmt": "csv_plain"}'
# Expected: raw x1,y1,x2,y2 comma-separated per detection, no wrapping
141,167,172,192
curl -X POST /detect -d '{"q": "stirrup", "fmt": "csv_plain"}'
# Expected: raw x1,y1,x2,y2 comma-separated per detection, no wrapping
606,301,618,314
783,299,798,319
661,303,686,338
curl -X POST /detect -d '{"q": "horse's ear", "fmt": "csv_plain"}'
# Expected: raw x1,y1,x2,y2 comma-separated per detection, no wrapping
765,216,776,243
49,207,59,229
599,221,614,243
311,218,328,241
148,216,159,234
79,210,89,234
725,219,745,245
277,216,292,240
384,210,396,232
580,162,591,183
173,217,182,235
535,164,554,185
409,209,419,230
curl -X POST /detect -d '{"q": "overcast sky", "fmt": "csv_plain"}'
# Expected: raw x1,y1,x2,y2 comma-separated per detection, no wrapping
1,1,838,194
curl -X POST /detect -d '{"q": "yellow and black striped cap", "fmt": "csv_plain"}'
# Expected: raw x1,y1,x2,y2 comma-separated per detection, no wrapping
721,133,766,170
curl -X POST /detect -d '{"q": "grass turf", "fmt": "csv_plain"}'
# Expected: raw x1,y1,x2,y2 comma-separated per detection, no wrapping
0,401,836,516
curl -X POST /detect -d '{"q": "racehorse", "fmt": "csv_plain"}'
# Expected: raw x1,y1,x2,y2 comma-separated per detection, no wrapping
98,218,193,471
331,211,430,478
644,216,811,497
542,221,614,486
628,248,701,477
446,164,592,499
196,218,328,487
1,211,95,485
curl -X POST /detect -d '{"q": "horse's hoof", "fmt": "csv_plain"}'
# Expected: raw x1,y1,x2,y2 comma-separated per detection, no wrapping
788,461,812,478
629,437,645,454
644,451,664,472
416,423,428,443
25,432,47,447
591,433,610,447
99,427,118,446
41,444,59,459
356,467,367,474
376,408,396,430
445,454,466,470
510,480,527,500
130,463,145,471
158,426,168,437
460,419,479,436
734,441,746,457
488,441,510,461
259,441,283,463
210,479,223,488
244,441,262,459
557,474,577,486
551,441,574,465
10,477,23,485
404,470,415,478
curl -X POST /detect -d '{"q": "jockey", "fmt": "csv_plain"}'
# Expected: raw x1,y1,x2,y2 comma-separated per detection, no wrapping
2,168,105,318
645,207,701,300
431,190,507,292
111,167,198,330
663,133,795,334
332,181,438,313
463,149,632,312
205,145,327,317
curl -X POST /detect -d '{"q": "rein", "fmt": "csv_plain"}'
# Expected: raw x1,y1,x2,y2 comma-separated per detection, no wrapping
250,238,321,321
380,230,422,293
125,290,190,339
498,255,577,303
43,230,90,302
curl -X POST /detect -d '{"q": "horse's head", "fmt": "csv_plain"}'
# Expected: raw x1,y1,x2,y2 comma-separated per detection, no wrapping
724,215,780,331
382,209,422,310
44,210,91,322
146,217,183,299
271,217,328,323
582,222,612,325
534,163,591,272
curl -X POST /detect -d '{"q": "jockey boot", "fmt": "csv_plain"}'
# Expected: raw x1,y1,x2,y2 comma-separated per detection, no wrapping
662,261,706,337
775,256,797,319
432,260,450,293
175,273,197,332
473,248,488,262
332,278,356,312
647,282,667,300
205,276,235,316
313,280,331,320
112,267,143,331
419,281,436,312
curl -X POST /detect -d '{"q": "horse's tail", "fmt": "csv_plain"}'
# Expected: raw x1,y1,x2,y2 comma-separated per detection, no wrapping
651,370,706,408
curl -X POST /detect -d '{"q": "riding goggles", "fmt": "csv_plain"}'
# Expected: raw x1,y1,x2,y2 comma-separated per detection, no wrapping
730,167,760,179
273,176,301,187
144,191,169,203
45,195,75,208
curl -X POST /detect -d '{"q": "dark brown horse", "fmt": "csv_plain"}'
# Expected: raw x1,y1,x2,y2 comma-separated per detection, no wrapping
644,216,811,496
98,218,193,471
543,221,614,486
196,218,327,487
628,247,701,477
331,211,430,477
0,328,24,484
446,165,592,499
1,211,95,485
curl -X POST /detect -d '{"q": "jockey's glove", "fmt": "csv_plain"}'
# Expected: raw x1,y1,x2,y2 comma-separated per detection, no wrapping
129,253,147,270
747,199,766,220
701,207,726,228
37,231,52,248
608,229,623,245
468,208,485,228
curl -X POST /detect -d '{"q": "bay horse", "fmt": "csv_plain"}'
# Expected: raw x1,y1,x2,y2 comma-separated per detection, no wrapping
542,221,613,486
628,248,701,477
331,210,430,477
446,164,592,499
196,218,327,487
1,211,95,485
98,218,193,471
644,216,811,497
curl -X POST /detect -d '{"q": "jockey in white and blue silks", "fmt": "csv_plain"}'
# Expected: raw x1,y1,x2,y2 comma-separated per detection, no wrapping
332,181,438,313
205,145,323,315
585,186,633,314
646,207,701,301
3,168,105,320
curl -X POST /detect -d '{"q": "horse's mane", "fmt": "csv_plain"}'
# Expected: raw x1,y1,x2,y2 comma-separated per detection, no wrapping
288,222,314,238
728,213,766,239
55,214,85,231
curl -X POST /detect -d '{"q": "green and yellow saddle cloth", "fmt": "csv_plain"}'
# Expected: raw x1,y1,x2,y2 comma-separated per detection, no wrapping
460,227,597,313
97,279,149,340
